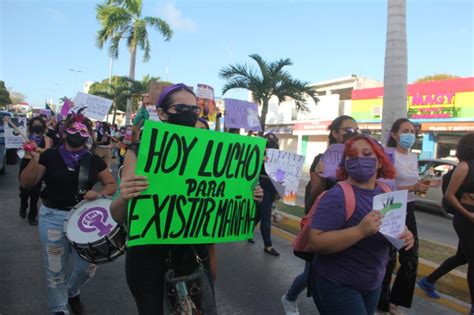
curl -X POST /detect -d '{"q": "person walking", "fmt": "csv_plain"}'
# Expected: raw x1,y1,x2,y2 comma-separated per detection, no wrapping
377,118,430,315
282,115,359,315
418,133,474,315
18,116,52,225
309,135,414,315
20,112,116,314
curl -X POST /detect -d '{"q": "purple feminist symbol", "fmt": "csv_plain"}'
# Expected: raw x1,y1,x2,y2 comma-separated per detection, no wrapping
78,207,113,237
275,169,285,183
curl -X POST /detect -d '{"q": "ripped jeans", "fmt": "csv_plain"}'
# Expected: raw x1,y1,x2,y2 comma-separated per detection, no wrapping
38,206,97,314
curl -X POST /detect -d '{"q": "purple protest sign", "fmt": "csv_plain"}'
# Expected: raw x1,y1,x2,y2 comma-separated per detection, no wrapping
322,144,345,181
60,98,73,116
224,98,262,131
322,143,396,181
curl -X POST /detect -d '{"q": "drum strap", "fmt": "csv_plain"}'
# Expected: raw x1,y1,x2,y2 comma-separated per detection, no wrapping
78,153,92,195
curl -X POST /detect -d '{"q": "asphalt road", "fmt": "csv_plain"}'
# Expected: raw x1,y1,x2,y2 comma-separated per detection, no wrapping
0,163,465,314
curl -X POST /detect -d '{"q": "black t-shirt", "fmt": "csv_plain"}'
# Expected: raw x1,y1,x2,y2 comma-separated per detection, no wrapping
96,130,110,146
304,153,336,213
47,129,62,148
39,149,107,208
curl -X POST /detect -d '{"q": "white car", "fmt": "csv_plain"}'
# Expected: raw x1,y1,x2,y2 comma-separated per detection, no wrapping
414,159,458,218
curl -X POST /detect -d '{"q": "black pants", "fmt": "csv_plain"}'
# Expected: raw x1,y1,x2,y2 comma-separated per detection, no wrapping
126,246,212,315
19,158,41,220
255,178,274,247
378,201,419,311
433,204,474,302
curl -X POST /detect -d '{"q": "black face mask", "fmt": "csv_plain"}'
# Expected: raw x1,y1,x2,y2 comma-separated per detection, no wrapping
166,112,198,127
32,126,44,134
66,134,87,148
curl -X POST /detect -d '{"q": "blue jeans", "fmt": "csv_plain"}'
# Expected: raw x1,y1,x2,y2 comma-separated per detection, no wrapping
286,261,311,301
38,206,97,313
312,271,382,315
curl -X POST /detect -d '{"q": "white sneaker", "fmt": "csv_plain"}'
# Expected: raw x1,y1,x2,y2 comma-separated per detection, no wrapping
281,294,299,315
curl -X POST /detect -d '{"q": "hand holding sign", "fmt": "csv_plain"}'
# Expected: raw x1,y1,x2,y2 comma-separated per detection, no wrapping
373,190,408,249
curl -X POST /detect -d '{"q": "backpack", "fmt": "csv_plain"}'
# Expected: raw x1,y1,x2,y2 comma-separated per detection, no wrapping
293,180,392,261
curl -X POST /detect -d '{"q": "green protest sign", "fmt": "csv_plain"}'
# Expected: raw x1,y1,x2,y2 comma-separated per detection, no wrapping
127,120,266,247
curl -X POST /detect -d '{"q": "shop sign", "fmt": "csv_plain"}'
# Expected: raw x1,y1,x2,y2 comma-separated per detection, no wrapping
421,122,474,132
408,92,458,119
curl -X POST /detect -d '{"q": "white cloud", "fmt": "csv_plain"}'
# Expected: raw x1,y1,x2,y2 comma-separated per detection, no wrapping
160,3,197,32
45,8,68,24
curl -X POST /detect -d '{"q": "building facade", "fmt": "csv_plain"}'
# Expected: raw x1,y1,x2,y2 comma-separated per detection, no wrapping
263,75,382,163
351,77,474,159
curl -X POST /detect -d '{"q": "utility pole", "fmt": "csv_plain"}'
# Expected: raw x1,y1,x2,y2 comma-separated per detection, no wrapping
68,68,83,98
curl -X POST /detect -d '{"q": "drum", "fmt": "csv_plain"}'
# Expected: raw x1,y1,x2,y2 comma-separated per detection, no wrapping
64,198,126,264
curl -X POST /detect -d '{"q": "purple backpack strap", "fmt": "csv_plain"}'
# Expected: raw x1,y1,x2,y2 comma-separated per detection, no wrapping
337,181,356,220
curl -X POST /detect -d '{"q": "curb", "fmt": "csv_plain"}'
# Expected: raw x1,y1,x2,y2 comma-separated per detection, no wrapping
274,211,470,304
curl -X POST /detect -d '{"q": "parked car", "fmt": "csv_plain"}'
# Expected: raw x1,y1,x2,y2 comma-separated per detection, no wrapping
414,159,458,217
0,110,13,175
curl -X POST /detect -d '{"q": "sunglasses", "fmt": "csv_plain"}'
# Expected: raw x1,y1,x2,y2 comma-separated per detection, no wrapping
339,127,360,135
167,104,201,115
66,123,89,138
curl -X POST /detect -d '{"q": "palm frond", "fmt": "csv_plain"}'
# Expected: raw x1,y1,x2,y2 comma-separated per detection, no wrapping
144,16,173,41
249,54,270,82
219,64,255,80
221,78,251,95
108,31,126,58
123,0,142,17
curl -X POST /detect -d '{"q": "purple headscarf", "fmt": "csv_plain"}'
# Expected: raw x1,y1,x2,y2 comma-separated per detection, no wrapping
156,83,194,110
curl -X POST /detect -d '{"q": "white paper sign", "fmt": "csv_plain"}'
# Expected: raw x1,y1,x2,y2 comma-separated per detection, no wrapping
74,92,113,121
373,190,408,249
264,149,304,205
4,117,27,148
146,105,160,121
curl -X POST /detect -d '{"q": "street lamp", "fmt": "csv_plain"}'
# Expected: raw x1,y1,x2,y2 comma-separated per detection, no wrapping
68,68,83,97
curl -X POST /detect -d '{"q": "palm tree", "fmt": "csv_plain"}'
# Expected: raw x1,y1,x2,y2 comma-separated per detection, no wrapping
90,77,146,124
96,0,173,125
219,54,318,133
381,0,407,144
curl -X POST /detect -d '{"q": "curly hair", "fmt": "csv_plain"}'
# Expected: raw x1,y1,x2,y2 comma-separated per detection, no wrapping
456,132,474,162
337,135,396,180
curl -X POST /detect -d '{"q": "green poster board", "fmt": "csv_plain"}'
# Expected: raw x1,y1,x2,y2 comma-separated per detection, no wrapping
127,120,266,247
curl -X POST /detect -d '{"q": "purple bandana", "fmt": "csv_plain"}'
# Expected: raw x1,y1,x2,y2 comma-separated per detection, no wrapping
59,144,87,170
29,134,44,146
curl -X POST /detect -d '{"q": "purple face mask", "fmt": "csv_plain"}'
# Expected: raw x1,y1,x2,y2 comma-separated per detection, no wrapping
345,156,377,183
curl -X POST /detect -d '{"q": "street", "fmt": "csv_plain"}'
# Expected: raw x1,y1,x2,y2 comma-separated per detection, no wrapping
0,163,466,314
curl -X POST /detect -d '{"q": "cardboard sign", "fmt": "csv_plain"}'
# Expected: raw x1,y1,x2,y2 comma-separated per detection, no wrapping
4,117,27,148
196,84,217,122
224,99,262,132
373,190,408,249
74,92,113,121
264,149,304,205
127,120,266,247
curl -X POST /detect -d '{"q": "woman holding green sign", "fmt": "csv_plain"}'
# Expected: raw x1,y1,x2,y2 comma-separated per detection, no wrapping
110,83,264,315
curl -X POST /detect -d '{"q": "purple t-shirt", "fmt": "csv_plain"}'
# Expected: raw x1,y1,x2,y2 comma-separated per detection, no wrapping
311,183,393,291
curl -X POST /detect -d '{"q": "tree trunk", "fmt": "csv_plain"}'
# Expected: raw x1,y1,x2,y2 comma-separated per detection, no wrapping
112,101,117,125
381,0,407,144
125,45,137,125
259,100,269,136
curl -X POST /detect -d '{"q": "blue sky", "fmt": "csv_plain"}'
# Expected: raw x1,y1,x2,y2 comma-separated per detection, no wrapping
1,0,473,107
